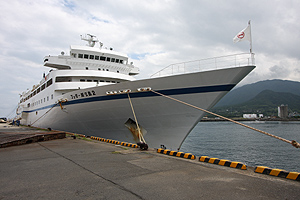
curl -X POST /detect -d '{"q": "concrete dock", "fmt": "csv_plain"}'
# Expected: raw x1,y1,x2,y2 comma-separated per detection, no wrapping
0,124,299,199
0,123,65,148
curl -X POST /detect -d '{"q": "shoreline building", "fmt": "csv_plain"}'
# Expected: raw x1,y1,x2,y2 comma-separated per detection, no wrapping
243,114,263,119
278,104,288,118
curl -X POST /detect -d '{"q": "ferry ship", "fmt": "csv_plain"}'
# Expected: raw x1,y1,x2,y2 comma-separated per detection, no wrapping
16,34,255,150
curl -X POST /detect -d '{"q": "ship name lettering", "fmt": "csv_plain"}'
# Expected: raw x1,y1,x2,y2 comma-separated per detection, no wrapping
70,90,96,99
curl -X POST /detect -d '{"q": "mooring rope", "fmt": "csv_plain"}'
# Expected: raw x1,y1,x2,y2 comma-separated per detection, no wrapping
151,90,300,149
30,102,59,126
127,93,146,143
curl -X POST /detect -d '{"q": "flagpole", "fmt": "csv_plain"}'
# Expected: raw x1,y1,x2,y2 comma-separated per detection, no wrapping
249,20,252,53
248,20,254,65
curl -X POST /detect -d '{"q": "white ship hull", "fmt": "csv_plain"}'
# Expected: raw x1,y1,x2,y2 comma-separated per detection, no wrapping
20,65,254,150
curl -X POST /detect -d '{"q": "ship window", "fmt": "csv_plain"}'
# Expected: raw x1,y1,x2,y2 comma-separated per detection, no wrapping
89,55,94,59
106,57,111,62
33,91,36,96
78,54,83,58
87,80,92,82
111,58,115,62
47,96,49,101
116,59,119,63
95,55,99,60
106,69,109,71
94,80,98,83
41,84,45,91
120,60,123,64
37,87,40,93
56,77,71,82
71,53,77,58
86,67,88,70
46,79,53,87
112,81,116,83
51,94,53,99
100,80,104,82
28,103,30,107
100,56,106,61
80,79,85,82
44,98,45,102
106,81,110,83
117,71,119,73
98,68,100,70
84,54,89,59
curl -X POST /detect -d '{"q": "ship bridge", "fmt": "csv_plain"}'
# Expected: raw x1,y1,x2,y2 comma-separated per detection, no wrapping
43,34,139,76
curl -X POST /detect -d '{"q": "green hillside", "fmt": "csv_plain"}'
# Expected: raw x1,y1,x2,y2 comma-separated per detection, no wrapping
215,79,300,107
211,88,300,118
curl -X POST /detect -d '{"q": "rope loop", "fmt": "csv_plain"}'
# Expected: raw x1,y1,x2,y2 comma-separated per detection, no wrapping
292,140,300,148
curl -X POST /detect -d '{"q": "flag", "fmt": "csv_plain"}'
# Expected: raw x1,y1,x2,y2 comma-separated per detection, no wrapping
233,24,251,43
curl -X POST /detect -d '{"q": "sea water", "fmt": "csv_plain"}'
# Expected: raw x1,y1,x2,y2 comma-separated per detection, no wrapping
180,121,300,172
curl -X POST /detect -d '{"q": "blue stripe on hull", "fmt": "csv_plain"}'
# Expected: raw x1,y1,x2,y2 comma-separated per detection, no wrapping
23,84,235,113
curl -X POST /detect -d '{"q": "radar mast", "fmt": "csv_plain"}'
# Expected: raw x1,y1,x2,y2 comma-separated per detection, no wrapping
80,34,102,48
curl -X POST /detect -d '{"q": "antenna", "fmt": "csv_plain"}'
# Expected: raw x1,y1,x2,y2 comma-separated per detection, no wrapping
80,34,99,47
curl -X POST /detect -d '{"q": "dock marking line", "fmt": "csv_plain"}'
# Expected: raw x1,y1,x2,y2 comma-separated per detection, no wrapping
37,142,145,199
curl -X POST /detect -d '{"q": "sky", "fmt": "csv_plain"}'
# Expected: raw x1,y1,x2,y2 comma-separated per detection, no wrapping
1,0,300,118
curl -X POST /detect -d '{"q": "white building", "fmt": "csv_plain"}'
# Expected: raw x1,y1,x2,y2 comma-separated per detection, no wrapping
243,114,257,119
278,104,288,118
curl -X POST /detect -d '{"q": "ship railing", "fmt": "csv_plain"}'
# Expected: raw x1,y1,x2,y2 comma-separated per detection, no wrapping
150,53,255,78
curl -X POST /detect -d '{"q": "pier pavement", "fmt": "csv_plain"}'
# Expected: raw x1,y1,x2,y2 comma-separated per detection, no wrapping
0,123,65,148
0,124,299,199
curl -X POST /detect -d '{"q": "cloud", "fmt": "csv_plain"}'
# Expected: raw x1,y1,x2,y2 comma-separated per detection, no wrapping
1,0,300,117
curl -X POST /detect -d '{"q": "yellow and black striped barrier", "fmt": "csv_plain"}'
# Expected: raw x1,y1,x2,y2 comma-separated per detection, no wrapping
120,142,139,148
157,149,196,159
255,166,300,181
199,156,247,170
91,136,106,142
90,136,138,148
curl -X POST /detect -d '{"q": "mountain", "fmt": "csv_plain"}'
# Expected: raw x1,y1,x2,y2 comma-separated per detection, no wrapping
212,90,300,117
245,90,300,110
215,79,300,107
235,90,299,114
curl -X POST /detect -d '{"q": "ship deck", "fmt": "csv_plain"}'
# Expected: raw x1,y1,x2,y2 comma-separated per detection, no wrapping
0,124,299,199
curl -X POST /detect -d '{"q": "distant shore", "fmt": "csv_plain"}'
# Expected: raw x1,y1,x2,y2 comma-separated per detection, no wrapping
200,117,300,122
